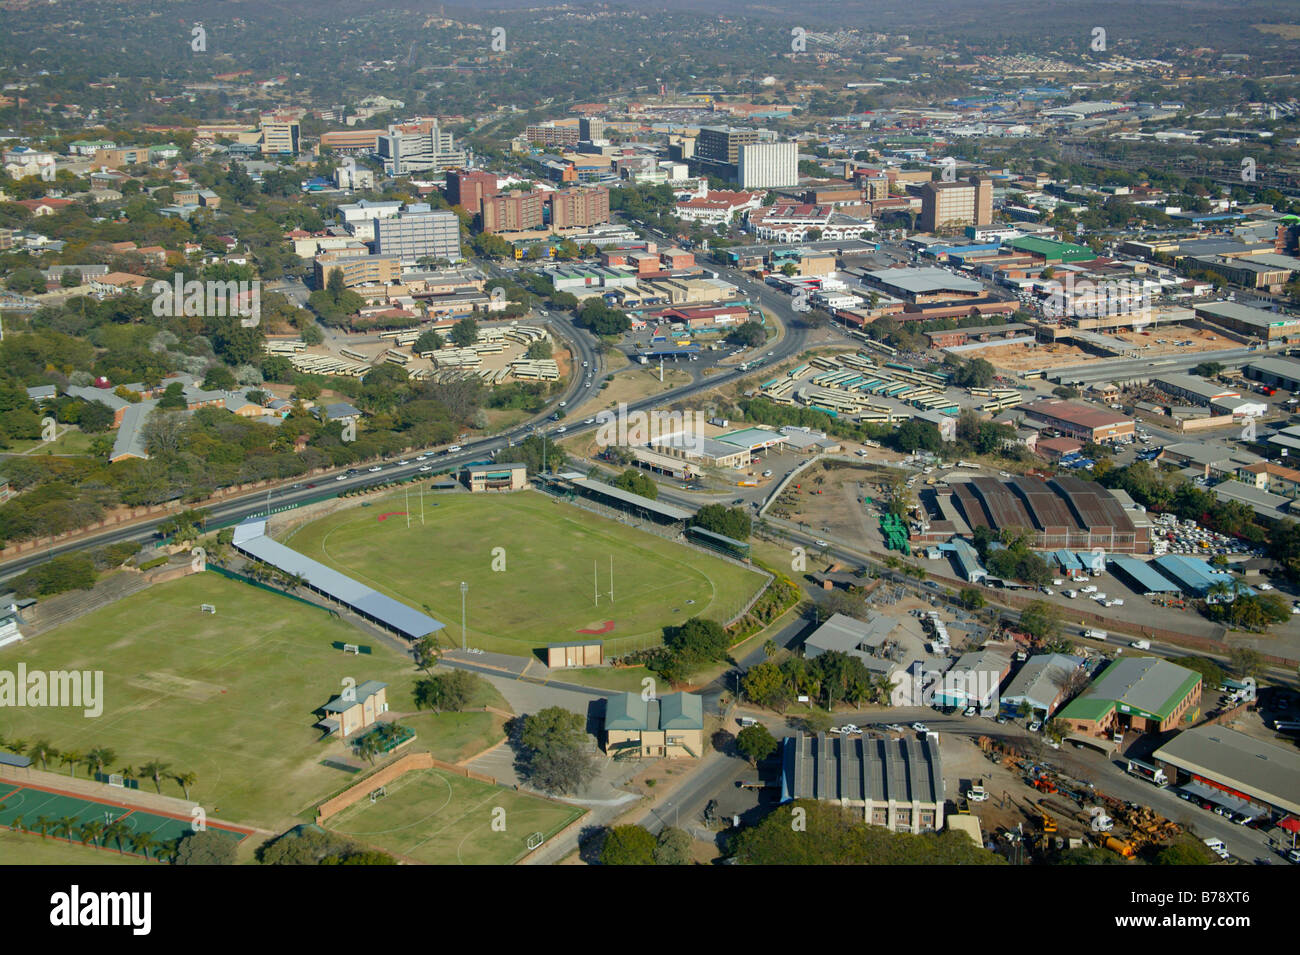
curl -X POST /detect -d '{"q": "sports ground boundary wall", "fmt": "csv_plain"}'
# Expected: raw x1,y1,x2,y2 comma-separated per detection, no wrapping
315,752,498,824
0,762,202,818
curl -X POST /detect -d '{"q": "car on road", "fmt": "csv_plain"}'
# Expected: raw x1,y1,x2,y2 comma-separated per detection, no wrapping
911,722,929,733
963,706,978,717
416,454,428,461
585,418,595,425
555,426,567,434
397,459,410,466
582,361,589,367
335,473,348,481
418,465,432,472
762,469,773,477
367,465,382,472
558,400,567,407
447,445,462,453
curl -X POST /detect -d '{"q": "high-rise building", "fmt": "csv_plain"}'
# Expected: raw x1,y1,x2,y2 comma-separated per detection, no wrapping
579,117,607,142
446,170,499,212
480,191,547,234
738,142,797,189
525,123,581,147
260,117,300,155
372,204,462,264
919,176,993,232
696,126,760,167
548,187,610,230
377,119,466,175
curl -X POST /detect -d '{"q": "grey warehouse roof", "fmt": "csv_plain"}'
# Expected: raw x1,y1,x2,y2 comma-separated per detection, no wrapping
1153,724,1300,816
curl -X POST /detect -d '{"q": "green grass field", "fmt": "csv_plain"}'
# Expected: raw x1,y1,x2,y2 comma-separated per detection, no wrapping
282,489,767,656
322,767,583,865
0,826,155,865
0,574,507,829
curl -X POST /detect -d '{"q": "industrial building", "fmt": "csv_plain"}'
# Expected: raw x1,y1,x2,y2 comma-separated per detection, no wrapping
919,474,1149,553
1000,653,1086,719
1020,399,1135,442
1149,553,1249,597
780,733,945,833
803,611,902,680
1194,301,1300,341
1244,354,1300,391
1150,374,1239,407
1106,554,1181,594
1057,657,1202,740
1152,724,1300,820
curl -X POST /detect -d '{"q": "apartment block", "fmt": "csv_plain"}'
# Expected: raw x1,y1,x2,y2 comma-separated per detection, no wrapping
446,169,499,211
480,191,547,234
738,141,798,189
313,251,401,288
525,123,581,147
548,187,610,230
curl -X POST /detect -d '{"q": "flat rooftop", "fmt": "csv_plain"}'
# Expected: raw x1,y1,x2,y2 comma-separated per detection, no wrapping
1153,724,1300,816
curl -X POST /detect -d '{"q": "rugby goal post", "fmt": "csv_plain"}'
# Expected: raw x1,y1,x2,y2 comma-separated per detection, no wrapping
369,786,387,804
200,604,216,614
343,643,360,655
107,774,125,788
526,831,545,851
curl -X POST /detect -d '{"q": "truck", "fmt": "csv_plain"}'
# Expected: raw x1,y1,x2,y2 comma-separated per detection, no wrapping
1084,629,1108,641
1131,639,1151,650
1125,758,1168,786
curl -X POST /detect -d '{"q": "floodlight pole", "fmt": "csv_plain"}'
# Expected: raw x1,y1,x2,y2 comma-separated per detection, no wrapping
460,581,468,651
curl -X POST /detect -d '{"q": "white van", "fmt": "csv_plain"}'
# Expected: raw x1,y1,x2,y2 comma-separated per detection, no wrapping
738,717,758,728
1131,639,1150,650
1084,629,1108,641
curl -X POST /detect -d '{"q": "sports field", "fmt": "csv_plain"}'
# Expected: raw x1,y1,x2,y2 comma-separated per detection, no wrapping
322,767,583,865
0,781,249,859
282,489,767,656
0,573,502,828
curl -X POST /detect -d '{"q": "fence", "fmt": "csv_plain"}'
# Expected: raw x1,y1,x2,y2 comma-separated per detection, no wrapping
315,751,500,824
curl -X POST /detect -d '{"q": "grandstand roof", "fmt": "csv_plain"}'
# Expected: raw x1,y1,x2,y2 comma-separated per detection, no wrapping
231,519,445,639
569,477,693,521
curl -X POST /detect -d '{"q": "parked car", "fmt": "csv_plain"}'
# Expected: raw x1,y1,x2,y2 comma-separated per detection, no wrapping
911,722,929,733
1028,720,1042,732
963,706,978,717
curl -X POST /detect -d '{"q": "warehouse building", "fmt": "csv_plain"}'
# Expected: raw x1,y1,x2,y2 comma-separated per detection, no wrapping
803,611,901,680
1000,653,1086,719
1194,301,1300,341
1244,354,1300,391
1150,374,1239,407
1021,399,1135,442
1106,554,1181,594
1057,657,1202,740
936,474,1148,553
780,733,945,833
1152,724,1300,820
1150,553,1250,598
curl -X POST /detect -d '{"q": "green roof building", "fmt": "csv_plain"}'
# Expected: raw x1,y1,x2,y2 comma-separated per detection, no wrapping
1058,657,1201,738
1007,236,1097,264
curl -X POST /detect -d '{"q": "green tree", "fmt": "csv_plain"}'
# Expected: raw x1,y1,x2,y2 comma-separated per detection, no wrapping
600,825,657,865
174,829,238,865
450,317,479,348
736,723,778,765
653,827,693,866
612,468,658,500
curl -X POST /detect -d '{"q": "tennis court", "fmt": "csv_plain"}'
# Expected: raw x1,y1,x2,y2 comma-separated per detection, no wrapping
0,781,251,858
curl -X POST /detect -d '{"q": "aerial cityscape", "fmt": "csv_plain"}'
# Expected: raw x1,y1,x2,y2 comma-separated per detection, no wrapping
0,0,1297,904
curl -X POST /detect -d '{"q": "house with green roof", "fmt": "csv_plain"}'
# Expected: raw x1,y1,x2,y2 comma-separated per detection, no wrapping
1058,657,1201,740
1006,236,1097,264
603,691,703,759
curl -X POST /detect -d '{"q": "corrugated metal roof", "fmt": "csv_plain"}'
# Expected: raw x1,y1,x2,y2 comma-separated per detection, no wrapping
232,519,444,639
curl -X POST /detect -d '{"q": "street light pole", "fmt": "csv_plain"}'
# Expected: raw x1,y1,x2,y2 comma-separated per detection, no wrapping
460,581,468,651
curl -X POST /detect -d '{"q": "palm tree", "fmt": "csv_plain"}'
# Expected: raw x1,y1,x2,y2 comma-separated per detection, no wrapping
2,738,27,759
86,747,117,779
10,814,23,833
34,816,51,840
27,739,57,771
79,820,104,847
102,819,131,855
129,831,156,860
59,749,84,777
141,759,170,794
354,735,380,765
52,815,79,843
174,772,197,800
762,639,779,658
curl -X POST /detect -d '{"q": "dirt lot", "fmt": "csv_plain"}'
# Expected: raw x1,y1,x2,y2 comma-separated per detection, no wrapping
767,460,908,547
988,325,1231,372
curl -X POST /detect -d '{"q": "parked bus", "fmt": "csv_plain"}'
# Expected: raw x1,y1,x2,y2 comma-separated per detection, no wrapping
339,348,368,362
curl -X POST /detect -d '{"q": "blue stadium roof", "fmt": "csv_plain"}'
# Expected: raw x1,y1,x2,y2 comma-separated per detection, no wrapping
232,519,445,639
